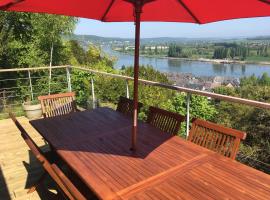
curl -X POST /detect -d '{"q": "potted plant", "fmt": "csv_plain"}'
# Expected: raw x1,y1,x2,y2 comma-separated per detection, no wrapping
22,99,42,119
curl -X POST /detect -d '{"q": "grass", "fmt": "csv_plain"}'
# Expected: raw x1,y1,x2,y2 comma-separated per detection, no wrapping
0,104,25,120
246,56,270,63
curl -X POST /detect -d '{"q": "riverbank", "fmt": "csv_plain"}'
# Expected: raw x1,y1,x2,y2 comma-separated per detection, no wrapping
114,50,270,66
140,54,270,65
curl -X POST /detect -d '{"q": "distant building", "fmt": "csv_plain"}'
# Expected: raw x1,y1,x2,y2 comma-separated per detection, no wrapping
225,83,234,88
125,46,135,50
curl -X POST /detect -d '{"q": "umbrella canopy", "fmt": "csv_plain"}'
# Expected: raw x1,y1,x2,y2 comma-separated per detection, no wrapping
1,0,270,23
1,0,270,151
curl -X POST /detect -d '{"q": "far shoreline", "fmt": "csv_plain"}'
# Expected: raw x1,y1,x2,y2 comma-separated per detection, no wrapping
143,55,270,66
112,50,270,66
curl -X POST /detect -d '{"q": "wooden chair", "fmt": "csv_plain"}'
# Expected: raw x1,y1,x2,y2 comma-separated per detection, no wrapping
38,92,78,118
116,96,143,117
146,106,185,135
9,113,87,200
188,118,246,159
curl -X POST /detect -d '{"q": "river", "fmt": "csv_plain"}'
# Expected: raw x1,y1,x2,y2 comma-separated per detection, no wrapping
103,47,270,77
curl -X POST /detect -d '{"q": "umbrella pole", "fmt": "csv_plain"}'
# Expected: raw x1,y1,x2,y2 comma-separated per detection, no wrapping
131,2,142,151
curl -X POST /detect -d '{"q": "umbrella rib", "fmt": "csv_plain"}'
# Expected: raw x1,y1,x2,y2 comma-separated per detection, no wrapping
259,0,270,5
0,0,24,10
176,0,201,24
101,0,116,21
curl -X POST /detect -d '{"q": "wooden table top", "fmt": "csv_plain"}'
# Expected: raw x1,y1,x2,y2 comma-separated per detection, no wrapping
30,107,270,200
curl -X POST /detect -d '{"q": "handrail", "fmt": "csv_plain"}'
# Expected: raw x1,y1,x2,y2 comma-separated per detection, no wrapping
0,65,68,73
72,66,270,110
1,65,270,110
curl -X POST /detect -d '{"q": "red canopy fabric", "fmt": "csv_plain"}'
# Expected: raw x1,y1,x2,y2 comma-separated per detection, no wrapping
1,0,270,24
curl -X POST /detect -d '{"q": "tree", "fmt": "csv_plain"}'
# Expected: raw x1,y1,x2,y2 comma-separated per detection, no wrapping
0,11,77,101
0,12,77,68
31,14,77,65
259,72,270,86
168,44,183,57
214,74,270,173
66,40,88,65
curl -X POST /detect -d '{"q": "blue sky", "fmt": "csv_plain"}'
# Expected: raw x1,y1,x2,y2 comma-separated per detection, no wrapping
75,17,270,38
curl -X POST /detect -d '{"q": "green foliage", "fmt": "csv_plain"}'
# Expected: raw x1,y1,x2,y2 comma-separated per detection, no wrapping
123,66,174,111
164,93,217,121
168,44,192,58
162,93,217,137
66,40,114,69
0,11,77,68
117,41,270,62
71,70,92,106
213,43,249,60
214,74,270,173
213,86,236,96
241,109,270,173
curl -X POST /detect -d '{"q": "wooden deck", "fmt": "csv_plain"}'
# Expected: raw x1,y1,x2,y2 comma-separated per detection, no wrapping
0,117,57,200
1,112,270,200
30,108,270,200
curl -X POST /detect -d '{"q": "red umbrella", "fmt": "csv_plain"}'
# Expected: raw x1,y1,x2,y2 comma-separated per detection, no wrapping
1,0,270,151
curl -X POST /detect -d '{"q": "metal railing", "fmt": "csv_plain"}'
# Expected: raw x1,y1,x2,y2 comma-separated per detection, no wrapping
0,66,70,118
0,65,270,171
72,66,270,138
2,65,270,129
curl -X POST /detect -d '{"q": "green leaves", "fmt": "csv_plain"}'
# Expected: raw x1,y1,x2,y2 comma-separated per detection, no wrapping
0,11,77,68
214,76,270,173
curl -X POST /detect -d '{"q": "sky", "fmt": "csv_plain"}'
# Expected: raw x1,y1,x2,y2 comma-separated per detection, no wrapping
75,17,270,39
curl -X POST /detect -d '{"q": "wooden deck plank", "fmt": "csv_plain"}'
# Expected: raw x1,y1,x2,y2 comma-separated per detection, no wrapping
0,117,56,200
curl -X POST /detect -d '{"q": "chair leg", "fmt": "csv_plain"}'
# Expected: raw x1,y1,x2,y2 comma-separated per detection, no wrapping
27,172,48,194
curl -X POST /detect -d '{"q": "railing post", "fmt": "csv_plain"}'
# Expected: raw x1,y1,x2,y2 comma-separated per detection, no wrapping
91,77,96,109
186,93,191,139
28,70,34,101
3,90,6,110
48,67,52,95
66,66,72,92
126,79,130,99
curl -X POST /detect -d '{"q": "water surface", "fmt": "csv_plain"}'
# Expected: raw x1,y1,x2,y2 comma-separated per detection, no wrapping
104,47,270,77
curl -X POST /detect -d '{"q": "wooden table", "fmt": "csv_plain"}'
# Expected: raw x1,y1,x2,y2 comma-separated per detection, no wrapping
30,107,270,200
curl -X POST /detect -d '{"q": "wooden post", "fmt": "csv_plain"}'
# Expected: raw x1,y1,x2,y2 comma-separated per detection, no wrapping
126,80,130,99
186,93,191,138
66,66,72,92
28,70,34,101
91,77,96,109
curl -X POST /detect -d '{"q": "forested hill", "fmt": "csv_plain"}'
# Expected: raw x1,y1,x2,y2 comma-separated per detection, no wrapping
66,34,263,45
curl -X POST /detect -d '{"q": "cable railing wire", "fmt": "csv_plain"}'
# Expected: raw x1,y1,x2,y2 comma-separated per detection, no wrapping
0,65,269,173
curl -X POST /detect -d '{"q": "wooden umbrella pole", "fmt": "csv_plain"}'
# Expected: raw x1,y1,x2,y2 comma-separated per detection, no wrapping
131,1,142,151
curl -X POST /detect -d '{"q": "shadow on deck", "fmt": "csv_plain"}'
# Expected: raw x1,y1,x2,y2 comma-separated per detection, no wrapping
0,117,60,200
